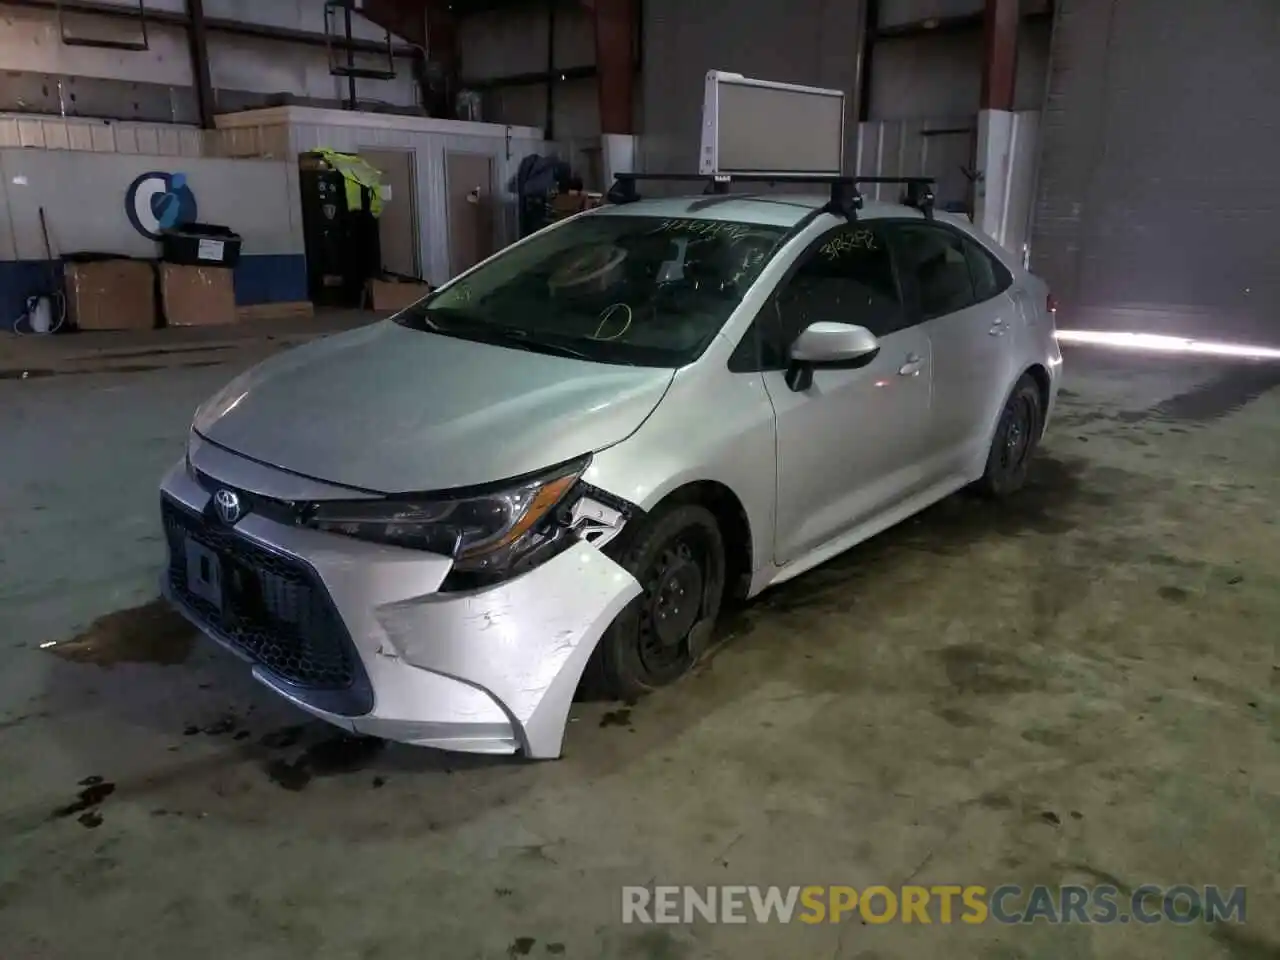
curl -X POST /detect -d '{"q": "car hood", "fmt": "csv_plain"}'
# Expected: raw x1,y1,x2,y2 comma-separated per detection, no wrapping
193,321,674,493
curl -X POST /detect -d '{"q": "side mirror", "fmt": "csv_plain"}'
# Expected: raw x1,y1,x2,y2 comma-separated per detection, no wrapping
791,321,879,364
786,322,880,391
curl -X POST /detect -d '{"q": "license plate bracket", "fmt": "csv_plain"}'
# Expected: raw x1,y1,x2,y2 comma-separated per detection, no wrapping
185,537,223,611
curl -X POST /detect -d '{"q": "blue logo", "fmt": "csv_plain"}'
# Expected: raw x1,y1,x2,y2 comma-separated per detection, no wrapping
125,171,198,240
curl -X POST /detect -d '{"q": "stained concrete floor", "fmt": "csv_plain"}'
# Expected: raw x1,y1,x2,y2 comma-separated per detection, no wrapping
0,346,1277,960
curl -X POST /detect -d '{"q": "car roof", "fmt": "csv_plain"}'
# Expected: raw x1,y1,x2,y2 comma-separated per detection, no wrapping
586,193,940,228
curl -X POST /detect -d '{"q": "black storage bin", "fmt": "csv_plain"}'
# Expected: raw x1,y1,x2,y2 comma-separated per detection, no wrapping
161,222,242,268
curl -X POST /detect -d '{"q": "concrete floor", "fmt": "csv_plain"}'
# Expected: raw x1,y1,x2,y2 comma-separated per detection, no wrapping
0,346,1277,960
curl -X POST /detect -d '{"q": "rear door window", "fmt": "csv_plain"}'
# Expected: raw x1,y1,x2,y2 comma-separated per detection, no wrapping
889,223,977,320
963,238,1012,302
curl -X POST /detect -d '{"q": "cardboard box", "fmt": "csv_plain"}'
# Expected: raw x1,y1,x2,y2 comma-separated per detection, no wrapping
549,192,603,220
64,259,156,331
366,277,432,312
159,263,238,327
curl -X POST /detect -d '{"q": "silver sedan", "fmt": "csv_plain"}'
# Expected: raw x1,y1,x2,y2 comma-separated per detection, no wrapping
159,190,1062,758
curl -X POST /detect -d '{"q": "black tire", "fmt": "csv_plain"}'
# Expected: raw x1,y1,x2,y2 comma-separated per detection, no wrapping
974,373,1044,498
581,503,727,702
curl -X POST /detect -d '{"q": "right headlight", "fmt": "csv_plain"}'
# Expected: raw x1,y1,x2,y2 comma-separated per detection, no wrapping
303,456,590,587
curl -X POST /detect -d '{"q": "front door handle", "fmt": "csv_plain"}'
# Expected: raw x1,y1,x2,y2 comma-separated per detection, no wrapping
899,354,925,376
989,320,1008,337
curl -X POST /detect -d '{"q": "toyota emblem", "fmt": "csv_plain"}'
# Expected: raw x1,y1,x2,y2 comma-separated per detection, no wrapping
213,488,242,525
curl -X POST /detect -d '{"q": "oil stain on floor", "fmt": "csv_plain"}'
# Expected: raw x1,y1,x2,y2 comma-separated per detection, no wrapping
265,733,386,792
1152,364,1280,423
44,597,195,667
48,775,116,829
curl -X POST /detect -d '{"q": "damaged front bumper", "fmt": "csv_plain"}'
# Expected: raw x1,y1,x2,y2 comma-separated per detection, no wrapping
158,450,641,759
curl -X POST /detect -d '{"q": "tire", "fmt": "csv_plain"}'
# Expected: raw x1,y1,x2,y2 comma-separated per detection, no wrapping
581,503,727,702
974,373,1044,499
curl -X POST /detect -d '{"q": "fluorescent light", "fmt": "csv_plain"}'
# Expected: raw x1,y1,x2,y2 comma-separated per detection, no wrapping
1055,330,1280,361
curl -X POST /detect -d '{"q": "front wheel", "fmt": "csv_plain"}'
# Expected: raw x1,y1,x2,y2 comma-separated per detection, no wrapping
974,374,1043,498
580,503,726,702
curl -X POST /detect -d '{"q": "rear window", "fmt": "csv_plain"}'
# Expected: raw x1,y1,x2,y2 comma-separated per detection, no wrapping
892,224,976,318
963,238,1012,302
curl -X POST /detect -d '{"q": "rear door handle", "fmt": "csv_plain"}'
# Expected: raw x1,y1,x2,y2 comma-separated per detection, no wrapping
989,320,1008,337
899,354,926,376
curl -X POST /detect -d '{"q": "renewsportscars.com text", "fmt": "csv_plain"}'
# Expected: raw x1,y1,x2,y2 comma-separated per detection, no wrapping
622,884,1247,926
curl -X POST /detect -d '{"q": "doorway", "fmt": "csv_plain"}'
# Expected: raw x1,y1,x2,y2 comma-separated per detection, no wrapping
444,151,495,278
924,127,977,216
359,147,420,279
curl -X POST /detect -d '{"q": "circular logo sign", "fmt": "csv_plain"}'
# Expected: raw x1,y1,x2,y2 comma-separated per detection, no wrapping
124,171,198,240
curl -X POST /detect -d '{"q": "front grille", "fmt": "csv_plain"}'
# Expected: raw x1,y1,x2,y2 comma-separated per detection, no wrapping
162,496,358,693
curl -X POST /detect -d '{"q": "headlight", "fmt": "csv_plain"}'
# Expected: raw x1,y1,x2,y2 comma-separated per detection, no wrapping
304,456,591,587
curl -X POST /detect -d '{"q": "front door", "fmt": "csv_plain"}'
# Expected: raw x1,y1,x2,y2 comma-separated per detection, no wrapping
359,148,419,279
761,223,934,565
445,152,495,277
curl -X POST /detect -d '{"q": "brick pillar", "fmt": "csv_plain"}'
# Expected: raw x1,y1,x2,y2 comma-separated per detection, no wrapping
980,0,1019,111
592,0,634,135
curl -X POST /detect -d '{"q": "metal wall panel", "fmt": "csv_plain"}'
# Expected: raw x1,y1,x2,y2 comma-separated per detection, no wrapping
638,0,864,179
854,118,975,208
456,0,594,81
0,5,418,119
869,23,1049,119
1031,0,1280,340
0,113,207,156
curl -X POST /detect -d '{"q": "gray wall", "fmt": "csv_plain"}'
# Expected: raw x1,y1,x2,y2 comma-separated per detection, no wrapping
637,0,1051,175
638,0,865,177
1031,0,1280,340
454,0,1053,184
456,0,599,137
0,1,420,123
869,21,1051,120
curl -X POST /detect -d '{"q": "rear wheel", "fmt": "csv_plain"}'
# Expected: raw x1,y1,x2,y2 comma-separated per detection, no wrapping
975,374,1043,498
581,503,726,702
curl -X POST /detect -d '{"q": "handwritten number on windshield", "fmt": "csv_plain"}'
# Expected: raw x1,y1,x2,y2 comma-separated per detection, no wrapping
654,219,752,243
820,229,877,260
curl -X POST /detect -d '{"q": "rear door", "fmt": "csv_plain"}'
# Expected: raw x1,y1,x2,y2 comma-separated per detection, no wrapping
889,222,1018,476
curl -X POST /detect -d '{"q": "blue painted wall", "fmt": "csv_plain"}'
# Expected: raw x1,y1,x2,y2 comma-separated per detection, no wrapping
232,254,309,306
0,261,61,329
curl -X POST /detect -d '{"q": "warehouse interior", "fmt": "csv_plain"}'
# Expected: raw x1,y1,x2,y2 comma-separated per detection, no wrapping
2,0,1273,336
1,1,1278,958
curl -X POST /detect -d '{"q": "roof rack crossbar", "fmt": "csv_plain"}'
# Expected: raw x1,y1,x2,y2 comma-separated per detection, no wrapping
854,176,936,219
607,172,865,220
604,172,937,221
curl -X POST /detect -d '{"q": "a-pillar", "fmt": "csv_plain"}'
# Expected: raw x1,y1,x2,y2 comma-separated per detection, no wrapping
589,0,636,185
974,0,1019,247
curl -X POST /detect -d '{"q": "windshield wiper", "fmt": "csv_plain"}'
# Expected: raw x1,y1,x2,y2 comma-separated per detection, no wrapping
476,326,593,361
403,306,596,361
396,304,444,332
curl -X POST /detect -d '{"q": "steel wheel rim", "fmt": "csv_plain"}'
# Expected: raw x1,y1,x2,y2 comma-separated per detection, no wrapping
999,395,1035,474
637,532,708,675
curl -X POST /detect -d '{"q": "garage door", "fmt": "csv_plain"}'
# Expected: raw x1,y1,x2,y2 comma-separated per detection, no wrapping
1030,0,1280,342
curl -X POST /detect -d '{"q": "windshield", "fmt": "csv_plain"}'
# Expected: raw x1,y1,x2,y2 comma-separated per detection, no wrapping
396,214,790,366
